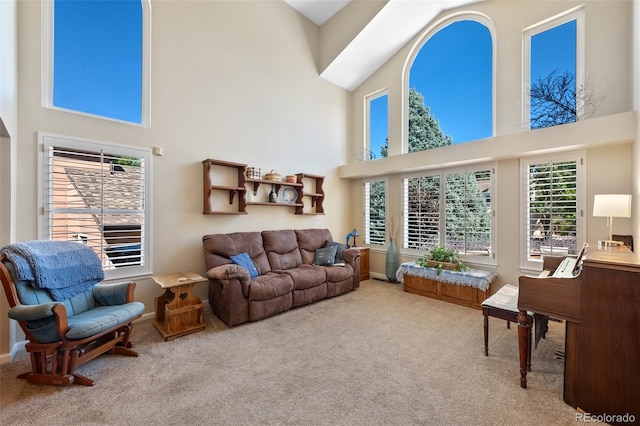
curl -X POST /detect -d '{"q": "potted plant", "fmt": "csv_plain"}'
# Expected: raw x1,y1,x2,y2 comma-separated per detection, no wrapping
416,246,468,275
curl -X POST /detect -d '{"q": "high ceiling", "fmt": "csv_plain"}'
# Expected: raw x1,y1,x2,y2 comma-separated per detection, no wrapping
283,0,351,25
284,0,483,91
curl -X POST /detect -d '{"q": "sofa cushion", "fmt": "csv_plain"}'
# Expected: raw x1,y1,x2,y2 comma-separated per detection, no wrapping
230,252,259,278
280,264,326,290
324,264,355,283
262,230,303,270
248,272,294,301
295,229,333,264
203,232,271,275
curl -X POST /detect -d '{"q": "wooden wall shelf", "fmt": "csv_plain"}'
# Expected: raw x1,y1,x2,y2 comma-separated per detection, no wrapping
203,159,324,215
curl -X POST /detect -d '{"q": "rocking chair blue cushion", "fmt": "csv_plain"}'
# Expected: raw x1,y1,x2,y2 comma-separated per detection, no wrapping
0,240,145,386
6,261,144,343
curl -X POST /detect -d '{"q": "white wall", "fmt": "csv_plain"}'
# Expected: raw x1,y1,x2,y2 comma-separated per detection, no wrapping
346,0,636,288
3,0,351,356
0,0,18,360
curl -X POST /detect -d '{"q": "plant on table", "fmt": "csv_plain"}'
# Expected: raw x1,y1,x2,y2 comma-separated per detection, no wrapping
416,246,469,275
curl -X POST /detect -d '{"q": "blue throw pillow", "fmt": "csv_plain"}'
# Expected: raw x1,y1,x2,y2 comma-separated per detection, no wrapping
313,245,337,266
230,252,259,278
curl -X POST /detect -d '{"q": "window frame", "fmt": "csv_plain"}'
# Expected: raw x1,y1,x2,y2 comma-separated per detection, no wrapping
402,12,496,154
520,151,585,271
402,162,496,267
522,5,585,131
364,89,388,161
38,132,153,281
363,177,388,247
41,0,152,127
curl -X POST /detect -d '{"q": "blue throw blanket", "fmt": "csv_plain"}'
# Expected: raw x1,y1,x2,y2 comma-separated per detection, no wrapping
0,240,105,301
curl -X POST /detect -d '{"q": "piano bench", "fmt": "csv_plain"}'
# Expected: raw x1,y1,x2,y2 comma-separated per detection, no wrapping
481,284,533,370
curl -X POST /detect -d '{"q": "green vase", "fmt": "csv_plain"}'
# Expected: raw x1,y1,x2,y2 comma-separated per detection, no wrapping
385,238,400,283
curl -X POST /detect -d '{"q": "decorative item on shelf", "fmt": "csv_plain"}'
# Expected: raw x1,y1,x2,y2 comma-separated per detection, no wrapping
416,246,468,276
285,175,297,183
245,166,261,179
264,170,282,182
268,185,277,203
592,194,632,247
385,217,400,283
278,186,297,204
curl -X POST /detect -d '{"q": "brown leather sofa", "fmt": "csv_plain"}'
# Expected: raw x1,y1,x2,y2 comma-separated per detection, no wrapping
203,228,360,326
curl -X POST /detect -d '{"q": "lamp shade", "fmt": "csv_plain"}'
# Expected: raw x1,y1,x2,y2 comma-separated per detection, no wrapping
593,194,632,218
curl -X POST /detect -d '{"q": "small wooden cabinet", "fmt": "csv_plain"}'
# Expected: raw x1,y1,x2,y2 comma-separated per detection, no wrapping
352,247,369,281
202,159,324,215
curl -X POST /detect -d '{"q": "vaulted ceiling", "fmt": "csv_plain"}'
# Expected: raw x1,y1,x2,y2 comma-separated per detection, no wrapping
284,0,483,91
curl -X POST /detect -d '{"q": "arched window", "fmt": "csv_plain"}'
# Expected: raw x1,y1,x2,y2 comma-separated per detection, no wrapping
43,0,151,126
405,16,493,153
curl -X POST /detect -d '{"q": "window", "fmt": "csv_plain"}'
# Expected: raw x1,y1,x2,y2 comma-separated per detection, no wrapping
403,165,494,264
364,179,386,245
44,0,151,125
523,6,584,130
366,91,388,160
521,153,585,270
406,18,493,153
39,133,152,280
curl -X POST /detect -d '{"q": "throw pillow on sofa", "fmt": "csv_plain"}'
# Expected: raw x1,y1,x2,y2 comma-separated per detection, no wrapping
323,240,348,262
230,252,259,278
313,245,337,266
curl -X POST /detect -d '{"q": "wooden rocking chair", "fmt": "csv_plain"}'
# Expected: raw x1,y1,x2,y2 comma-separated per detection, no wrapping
0,242,145,386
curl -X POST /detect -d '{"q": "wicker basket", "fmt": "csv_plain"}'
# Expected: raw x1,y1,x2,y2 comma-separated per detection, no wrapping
424,260,459,271
263,170,282,181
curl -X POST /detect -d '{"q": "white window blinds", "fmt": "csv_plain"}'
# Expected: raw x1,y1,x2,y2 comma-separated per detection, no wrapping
41,134,151,278
524,156,580,260
365,180,386,245
403,175,440,251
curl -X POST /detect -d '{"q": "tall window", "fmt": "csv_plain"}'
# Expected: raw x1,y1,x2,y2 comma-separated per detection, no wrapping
521,153,585,269
407,18,493,153
46,0,150,125
364,179,386,245
404,165,494,263
524,7,584,130
39,133,152,279
366,91,388,160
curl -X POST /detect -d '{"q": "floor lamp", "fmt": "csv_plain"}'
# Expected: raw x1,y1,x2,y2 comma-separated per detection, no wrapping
592,194,632,247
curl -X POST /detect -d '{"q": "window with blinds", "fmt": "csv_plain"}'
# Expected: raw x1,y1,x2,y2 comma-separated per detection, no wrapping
40,134,151,278
523,154,583,263
445,170,492,256
403,175,440,251
403,165,494,262
364,179,386,245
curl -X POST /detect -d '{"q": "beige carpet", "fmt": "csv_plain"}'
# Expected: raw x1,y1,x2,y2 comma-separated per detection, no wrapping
0,280,579,425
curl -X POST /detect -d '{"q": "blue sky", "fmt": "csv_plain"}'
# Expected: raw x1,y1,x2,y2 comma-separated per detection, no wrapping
53,0,142,123
370,18,577,157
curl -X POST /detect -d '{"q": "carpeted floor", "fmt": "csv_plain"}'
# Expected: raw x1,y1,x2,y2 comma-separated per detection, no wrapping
0,280,580,425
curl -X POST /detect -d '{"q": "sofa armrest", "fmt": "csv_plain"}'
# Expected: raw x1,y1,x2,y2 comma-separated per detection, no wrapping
341,248,360,266
8,302,59,322
207,264,251,298
93,281,136,306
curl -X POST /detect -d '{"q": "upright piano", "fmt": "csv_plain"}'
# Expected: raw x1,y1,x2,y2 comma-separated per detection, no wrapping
518,244,640,420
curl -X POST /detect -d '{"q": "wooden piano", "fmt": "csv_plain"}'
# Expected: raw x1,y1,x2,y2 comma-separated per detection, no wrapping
518,244,640,421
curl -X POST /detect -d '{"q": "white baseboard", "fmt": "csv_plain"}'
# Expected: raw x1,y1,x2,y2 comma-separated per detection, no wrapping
0,339,27,365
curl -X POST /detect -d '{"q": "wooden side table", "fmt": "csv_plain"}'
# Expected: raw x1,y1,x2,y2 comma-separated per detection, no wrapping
152,272,207,341
352,247,370,281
